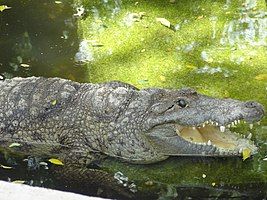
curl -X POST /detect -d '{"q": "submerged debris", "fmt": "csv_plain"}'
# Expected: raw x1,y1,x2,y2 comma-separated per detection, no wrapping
196,65,234,77
75,40,94,64
176,42,198,53
123,12,145,27
114,171,137,193
0,74,5,81
201,51,213,63
73,5,85,18
220,9,267,47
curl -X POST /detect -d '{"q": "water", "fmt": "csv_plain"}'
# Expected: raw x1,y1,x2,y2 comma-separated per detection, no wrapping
0,0,87,81
0,0,267,199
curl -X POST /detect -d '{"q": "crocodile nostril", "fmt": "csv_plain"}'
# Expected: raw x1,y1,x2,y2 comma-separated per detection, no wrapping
245,101,260,108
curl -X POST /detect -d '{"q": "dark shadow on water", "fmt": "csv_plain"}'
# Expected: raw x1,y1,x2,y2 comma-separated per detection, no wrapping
0,0,88,82
1,153,266,199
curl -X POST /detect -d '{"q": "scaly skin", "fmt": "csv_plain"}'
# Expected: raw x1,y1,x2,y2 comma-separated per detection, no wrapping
0,77,265,196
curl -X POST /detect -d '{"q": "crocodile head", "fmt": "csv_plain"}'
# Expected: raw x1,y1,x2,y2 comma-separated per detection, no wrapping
139,88,265,157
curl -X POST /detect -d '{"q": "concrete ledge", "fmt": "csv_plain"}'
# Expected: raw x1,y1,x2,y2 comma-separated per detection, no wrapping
0,181,105,200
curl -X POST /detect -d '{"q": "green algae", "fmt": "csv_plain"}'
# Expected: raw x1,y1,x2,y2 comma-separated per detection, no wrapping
76,0,267,103
74,0,267,197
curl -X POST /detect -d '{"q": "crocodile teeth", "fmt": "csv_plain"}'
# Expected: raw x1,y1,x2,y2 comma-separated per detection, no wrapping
220,126,225,132
249,124,253,129
207,140,212,145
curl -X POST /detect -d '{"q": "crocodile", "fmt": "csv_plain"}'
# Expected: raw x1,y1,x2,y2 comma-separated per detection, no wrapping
0,77,265,196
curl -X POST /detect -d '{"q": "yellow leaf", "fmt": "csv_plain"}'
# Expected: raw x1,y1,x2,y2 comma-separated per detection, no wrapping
0,164,12,169
9,143,21,148
0,5,11,12
242,148,251,161
55,1,62,4
156,18,171,27
51,100,57,106
255,74,267,81
48,158,64,166
197,15,204,20
12,180,25,184
159,75,166,82
212,182,216,186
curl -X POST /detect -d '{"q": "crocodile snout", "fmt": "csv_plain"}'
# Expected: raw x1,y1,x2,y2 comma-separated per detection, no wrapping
245,101,264,112
243,101,265,122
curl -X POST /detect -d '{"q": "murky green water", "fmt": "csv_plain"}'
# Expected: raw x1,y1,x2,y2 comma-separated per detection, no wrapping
0,0,266,199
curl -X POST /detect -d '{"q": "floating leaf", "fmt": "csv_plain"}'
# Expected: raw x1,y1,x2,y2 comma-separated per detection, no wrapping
0,164,12,169
51,100,57,106
197,15,204,20
12,180,25,184
0,5,11,12
48,158,64,166
20,63,30,68
255,74,267,81
9,143,21,148
242,148,251,161
156,18,171,28
159,75,166,82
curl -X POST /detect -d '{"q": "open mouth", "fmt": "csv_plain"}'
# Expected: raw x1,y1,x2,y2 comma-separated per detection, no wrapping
175,120,259,155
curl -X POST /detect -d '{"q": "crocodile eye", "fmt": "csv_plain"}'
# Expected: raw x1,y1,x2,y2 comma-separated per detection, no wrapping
177,99,187,108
